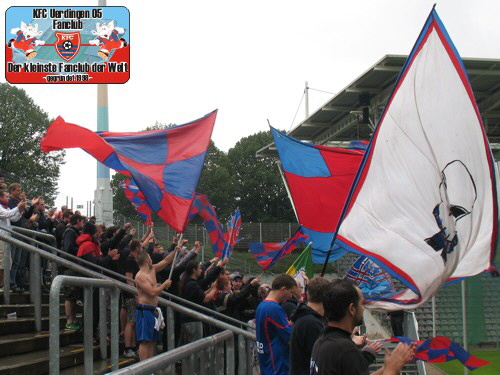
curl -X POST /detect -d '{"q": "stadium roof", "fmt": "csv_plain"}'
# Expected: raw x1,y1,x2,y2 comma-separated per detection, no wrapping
257,54,500,157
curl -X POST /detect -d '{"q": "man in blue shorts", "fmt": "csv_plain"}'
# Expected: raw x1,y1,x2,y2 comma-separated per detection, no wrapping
255,274,298,375
134,249,177,361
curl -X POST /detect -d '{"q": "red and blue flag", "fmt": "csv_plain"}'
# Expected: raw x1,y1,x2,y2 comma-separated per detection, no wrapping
189,193,227,258
249,226,308,271
41,110,217,233
120,178,152,226
388,336,490,370
270,127,364,264
221,209,241,260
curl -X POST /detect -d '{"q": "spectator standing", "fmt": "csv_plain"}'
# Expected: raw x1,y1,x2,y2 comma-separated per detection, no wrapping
76,221,119,336
0,189,26,291
310,279,415,375
178,258,227,345
281,279,302,320
134,250,176,361
55,210,71,249
62,214,84,331
8,183,38,291
290,277,329,375
122,239,141,358
388,310,405,337
255,274,297,375
214,270,260,320
230,272,243,292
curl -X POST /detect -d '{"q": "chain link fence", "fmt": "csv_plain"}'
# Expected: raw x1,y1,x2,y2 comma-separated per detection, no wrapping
113,216,298,249
112,217,302,276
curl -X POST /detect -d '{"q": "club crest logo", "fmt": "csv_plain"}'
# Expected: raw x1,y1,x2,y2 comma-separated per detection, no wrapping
55,32,81,62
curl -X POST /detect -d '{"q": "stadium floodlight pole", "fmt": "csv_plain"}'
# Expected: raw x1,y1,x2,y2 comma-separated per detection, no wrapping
305,81,309,118
94,0,114,226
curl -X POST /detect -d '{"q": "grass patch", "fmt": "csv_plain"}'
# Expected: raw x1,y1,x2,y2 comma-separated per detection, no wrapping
158,242,341,277
433,349,500,375
221,248,339,276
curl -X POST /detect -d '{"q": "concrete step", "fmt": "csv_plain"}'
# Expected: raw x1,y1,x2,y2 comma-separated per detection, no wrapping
0,315,67,335
0,292,64,305
0,330,82,357
0,303,65,318
367,341,420,375
0,343,101,375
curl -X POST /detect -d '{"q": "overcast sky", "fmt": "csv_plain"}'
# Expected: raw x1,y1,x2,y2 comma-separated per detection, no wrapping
2,0,499,211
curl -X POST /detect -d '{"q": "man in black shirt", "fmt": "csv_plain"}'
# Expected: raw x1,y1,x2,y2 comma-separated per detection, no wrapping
290,276,329,375
8,183,39,292
122,239,141,358
310,279,415,375
62,214,84,331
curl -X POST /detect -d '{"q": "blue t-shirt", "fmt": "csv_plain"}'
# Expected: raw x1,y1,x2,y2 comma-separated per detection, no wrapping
255,300,292,375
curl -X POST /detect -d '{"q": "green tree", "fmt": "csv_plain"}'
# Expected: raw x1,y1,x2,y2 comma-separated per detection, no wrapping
110,172,141,220
0,83,65,205
196,141,233,220
227,131,295,222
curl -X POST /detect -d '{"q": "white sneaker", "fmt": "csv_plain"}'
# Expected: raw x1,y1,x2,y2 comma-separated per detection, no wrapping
123,349,136,358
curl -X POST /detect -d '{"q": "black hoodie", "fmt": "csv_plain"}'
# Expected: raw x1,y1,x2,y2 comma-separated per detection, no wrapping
290,303,324,375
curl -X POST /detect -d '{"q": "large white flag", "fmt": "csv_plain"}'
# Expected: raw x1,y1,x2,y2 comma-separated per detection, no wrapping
337,9,498,310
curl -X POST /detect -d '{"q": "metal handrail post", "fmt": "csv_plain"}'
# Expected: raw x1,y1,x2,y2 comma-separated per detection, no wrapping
3,236,10,305
199,348,208,375
167,306,175,351
49,276,119,375
33,252,41,332
99,288,107,360
108,330,234,375
110,287,119,371
10,226,58,280
83,286,94,375
246,338,254,375
29,245,35,303
226,334,235,375
49,275,63,375
212,343,218,375
238,334,246,375
166,306,175,375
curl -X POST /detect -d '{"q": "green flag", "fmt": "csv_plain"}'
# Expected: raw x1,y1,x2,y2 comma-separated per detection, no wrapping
286,242,314,280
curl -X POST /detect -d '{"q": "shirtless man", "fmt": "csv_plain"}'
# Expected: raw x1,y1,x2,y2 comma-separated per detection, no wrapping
134,248,177,361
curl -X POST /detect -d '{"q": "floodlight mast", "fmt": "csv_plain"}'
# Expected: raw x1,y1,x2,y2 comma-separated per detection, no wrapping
94,0,114,226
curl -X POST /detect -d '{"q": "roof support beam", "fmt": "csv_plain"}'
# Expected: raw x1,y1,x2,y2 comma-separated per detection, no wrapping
302,121,333,127
345,87,382,94
316,115,361,144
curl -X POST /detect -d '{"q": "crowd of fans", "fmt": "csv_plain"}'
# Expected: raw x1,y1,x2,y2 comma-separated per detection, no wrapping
0,179,417,374
0,181,270,361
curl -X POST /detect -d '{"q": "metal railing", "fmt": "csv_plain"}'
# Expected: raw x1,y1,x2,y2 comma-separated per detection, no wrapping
0,225,252,331
2,226,56,308
109,330,235,375
49,275,120,375
404,311,427,375
0,226,257,374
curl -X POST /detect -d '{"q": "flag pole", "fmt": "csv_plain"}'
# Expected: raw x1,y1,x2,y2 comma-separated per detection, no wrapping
462,280,469,375
168,233,183,280
268,120,300,224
